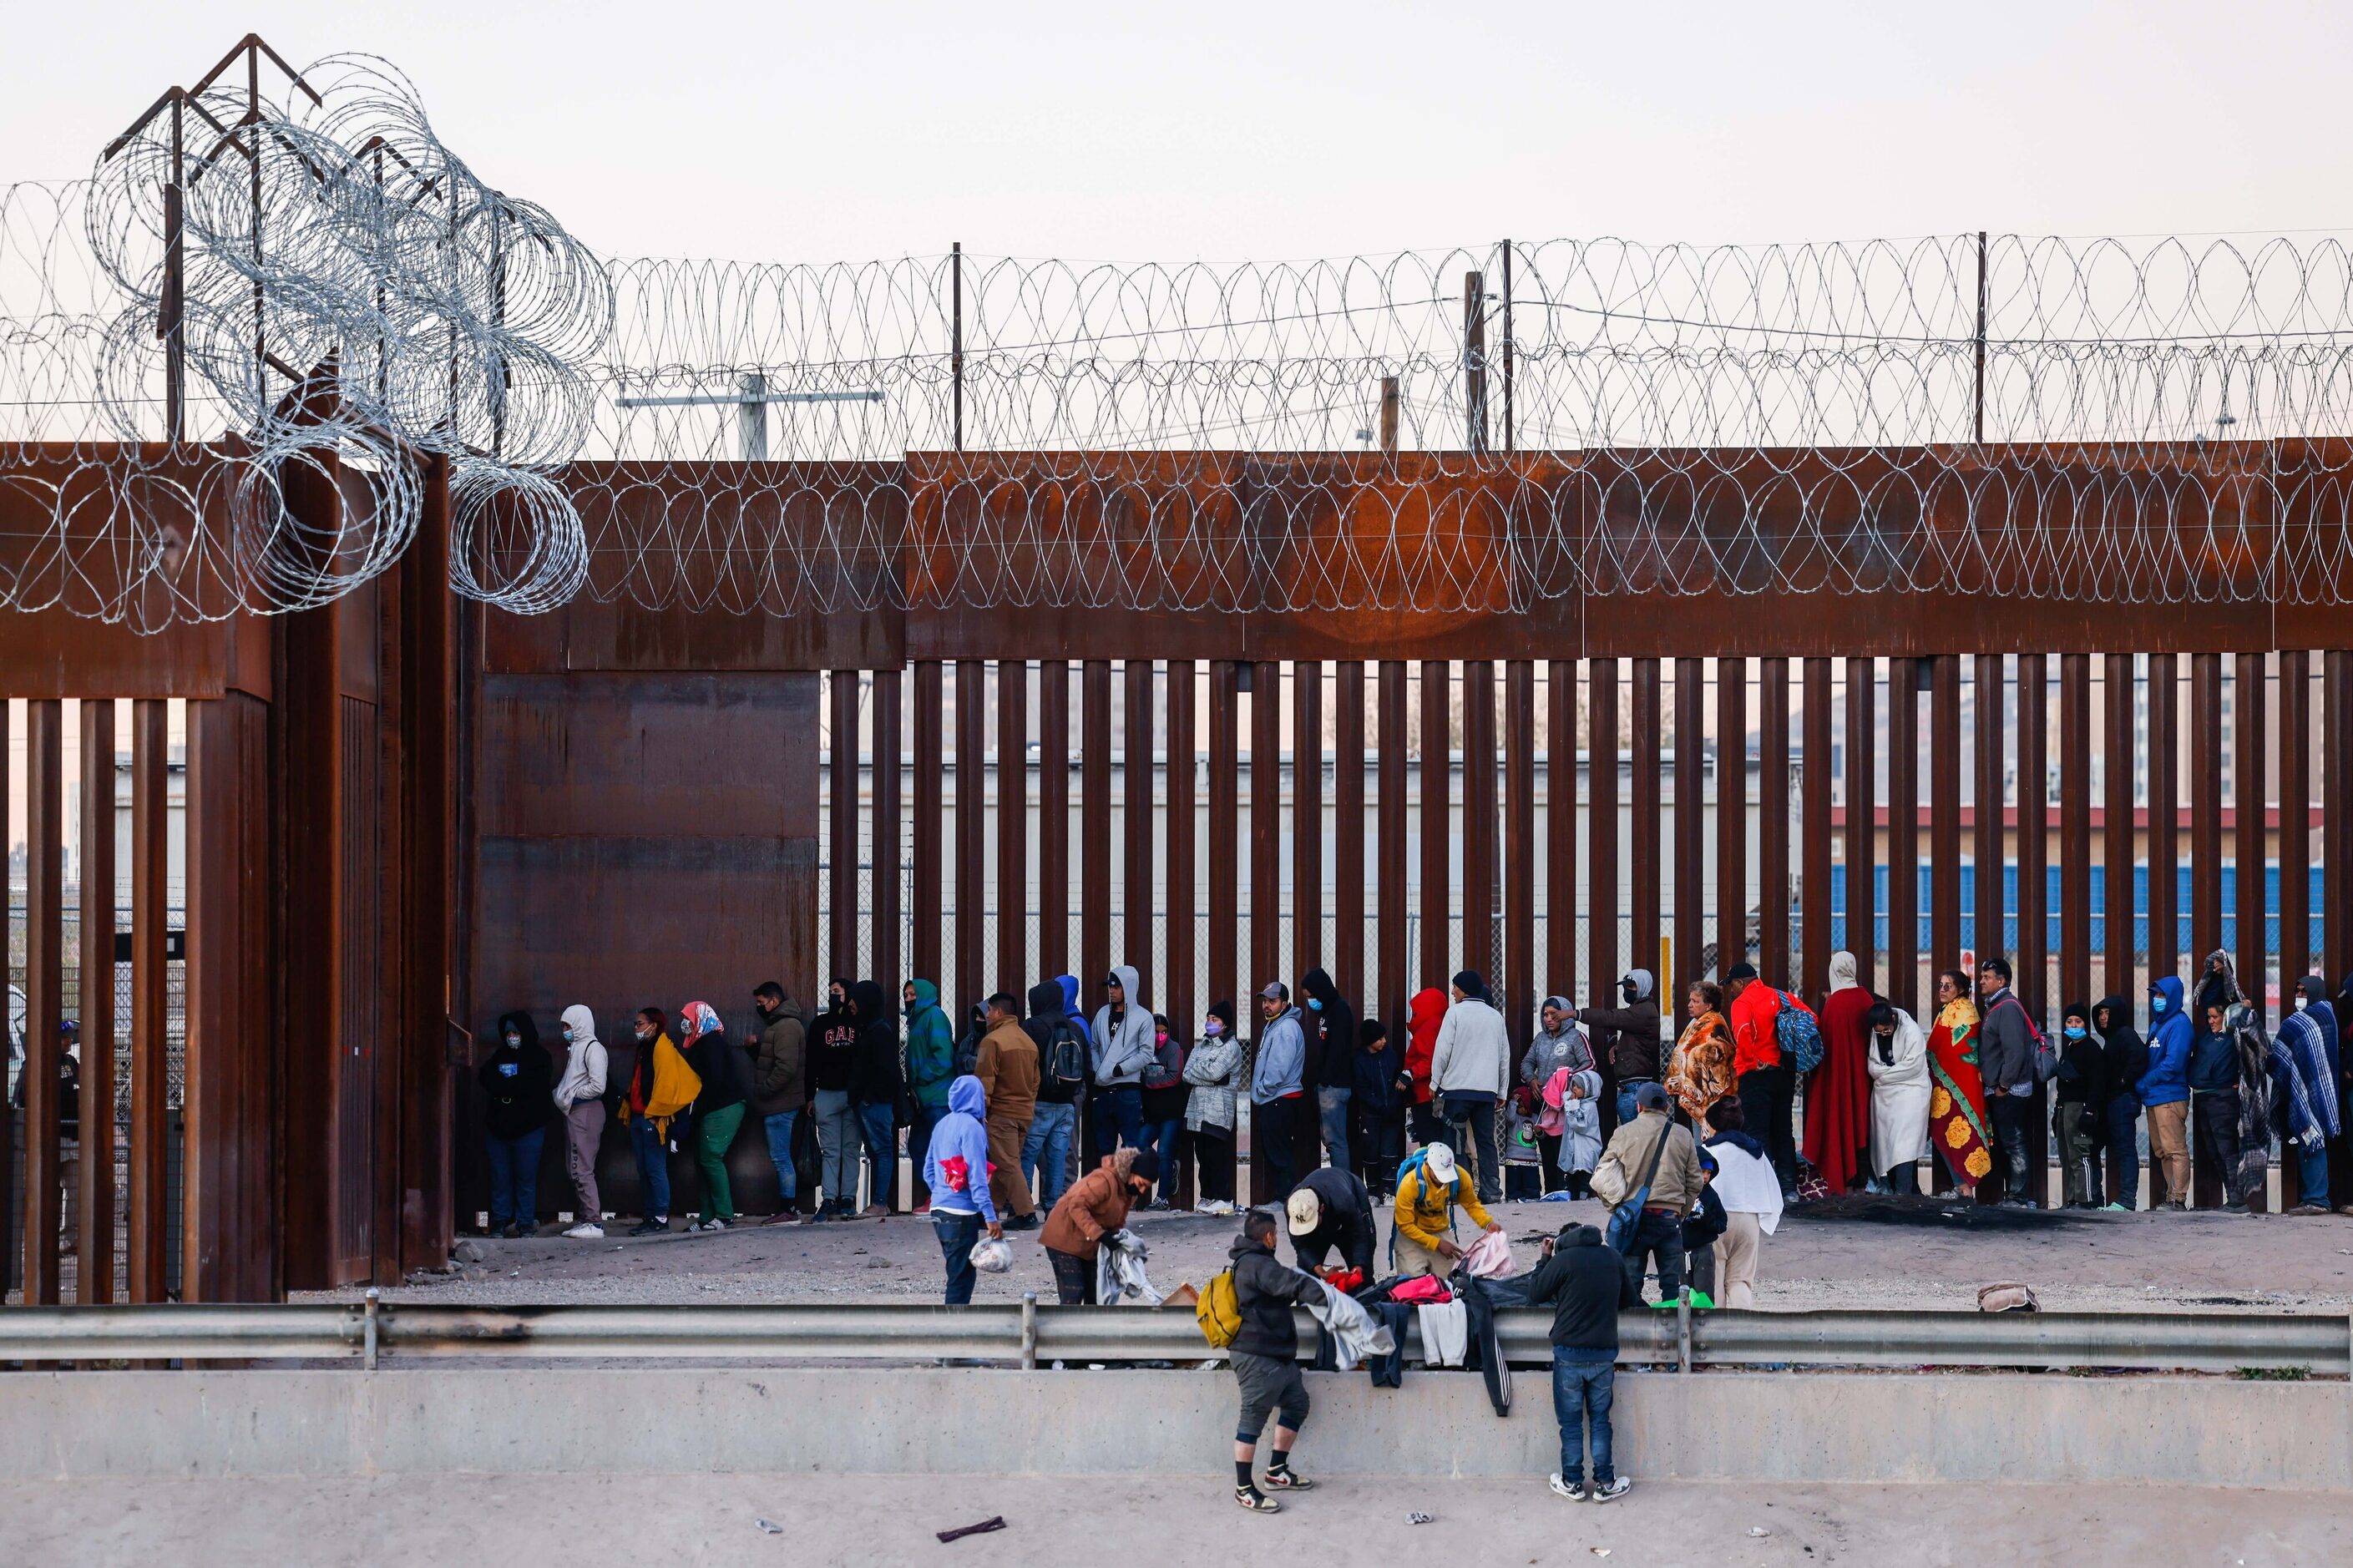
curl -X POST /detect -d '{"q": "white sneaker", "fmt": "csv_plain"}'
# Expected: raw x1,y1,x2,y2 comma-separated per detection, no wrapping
1548,1472,1586,1500
1591,1477,1631,1503
563,1222,605,1239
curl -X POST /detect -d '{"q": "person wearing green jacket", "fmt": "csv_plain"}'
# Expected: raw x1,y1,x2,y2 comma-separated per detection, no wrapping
904,979,957,1210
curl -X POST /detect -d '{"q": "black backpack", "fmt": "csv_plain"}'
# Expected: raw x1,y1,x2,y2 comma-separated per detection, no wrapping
1043,1019,1089,1095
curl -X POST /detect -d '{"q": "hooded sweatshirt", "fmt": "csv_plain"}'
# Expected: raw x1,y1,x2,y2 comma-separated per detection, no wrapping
478,1012,554,1140
1521,996,1596,1090
811,981,859,1095
1354,1019,1404,1111
1090,964,1156,1086
2189,952,2244,1092
1523,1223,1642,1358
1024,980,1086,1105
976,1009,1040,1122
2138,975,2193,1107
1055,974,1095,1047
904,980,956,1111
1580,969,1663,1082
2092,995,2148,1109
922,1075,999,1223
553,1004,609,1110
1401,987,1446,1105
849,979,903,1107
1302,967,1359,1090
751,994,808,1117
2053,1003,2104,1103
1252,1003,1307,1104
1040,1146,1141,1258
1431,971,1511,1100
1227,1228,1323,1362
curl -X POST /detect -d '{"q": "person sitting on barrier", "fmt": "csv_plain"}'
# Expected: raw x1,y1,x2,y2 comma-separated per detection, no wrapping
1390,1140,1501,1277
1285,1164,1379,1280
1526,1221,1640,1503
1227,1206,1323,1514
1038,1145,1157,1304
923,1073,1003,1305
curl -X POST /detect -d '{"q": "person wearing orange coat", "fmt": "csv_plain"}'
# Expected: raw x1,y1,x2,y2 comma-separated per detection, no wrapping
1805,951,1875,1196
1399,987,1449,1147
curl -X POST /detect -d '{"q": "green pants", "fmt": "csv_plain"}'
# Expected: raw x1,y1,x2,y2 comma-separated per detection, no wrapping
696,1101,746,1222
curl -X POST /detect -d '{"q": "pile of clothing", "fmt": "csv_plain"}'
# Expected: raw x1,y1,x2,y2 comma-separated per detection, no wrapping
1320,1268,1513,1414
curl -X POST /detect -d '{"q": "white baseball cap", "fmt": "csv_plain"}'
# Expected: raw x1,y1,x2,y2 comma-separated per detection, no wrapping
1423,1143,1458,1186
1285,1188,1322,1236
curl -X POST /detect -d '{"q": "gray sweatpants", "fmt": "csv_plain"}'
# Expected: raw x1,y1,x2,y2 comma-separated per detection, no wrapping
814,1089,858,1207
564,1100,605,1219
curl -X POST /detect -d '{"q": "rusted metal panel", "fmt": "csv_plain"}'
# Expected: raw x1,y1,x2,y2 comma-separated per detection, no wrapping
1758,659,1789,985
1379,662,1409,1024
1462,661,1495,984
1719,659,1749,982
1974,656,2006,984
956,660,985,1014
2148,655,2179,987
2018,655,2052,1207
1001,660,1030,994
1125,660,1154,979
1083,660,1112,1014
1630,659,1661,988
2279,652,2310,989
395,452,455,1282
1930,656,1962,976
1548,661,1578,994
1251,662,1281,995
483,596,900,677
1166,661,1197,1038
2057,655,2088,1011
2190,654,2224,974
1801,658,1832,1002
2103,655,2135,999
2234,653,2268,1023
1334,662,1365,1009
78,701,118,1302
1293,662,1323,979
1038,662,1069,980
1844,657,1874,991
830,670,858,986
23,700,64,1304
1887,657,1920,1012
129,698,171,1303
1589,660,1620,995
872,668,902,997
0,611,271,701
1673,658,1703,998
1505,660,1535,1044
1209,662,1241,1019
912,662,943,984
1419,662,1450,985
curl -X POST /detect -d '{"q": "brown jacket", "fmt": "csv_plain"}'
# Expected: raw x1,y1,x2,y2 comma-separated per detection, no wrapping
1599,1110,1705,1216
1039,1147,1139,1258
975,1019,1040,1122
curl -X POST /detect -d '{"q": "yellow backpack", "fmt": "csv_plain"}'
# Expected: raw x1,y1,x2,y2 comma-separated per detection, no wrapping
1196,1269,1242,1348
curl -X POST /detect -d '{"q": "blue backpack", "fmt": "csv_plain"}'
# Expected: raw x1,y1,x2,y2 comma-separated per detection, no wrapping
1775,993,1824,1075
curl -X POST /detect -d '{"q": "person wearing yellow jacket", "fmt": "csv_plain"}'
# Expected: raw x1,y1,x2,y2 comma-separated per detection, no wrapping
1391,1141,1501,1277
618,1007,701,1235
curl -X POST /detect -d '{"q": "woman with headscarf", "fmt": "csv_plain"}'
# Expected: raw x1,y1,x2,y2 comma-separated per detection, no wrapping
677,1000,747,1232
1925,969,1993,1194
617,1006,698,1234
1521,995,1594,1191
1804,953,1875,1196
478,1011,554,1237
849,979,903,1215
2279,977,2345,1215
1863,999,1930,1193
551,1004,610,1237
1182,1001,1244,1214
1663,980,1737,1130
1400,987,1448,1147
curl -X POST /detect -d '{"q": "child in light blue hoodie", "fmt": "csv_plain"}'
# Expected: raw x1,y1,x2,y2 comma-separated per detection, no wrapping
924,1075,1003,1303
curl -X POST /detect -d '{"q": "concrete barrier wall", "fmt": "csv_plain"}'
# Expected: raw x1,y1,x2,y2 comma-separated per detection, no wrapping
2,1368,2345,1489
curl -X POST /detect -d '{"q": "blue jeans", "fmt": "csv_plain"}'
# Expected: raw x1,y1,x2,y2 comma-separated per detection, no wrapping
762,1109,801,1206
2295,1136,2331,1209
2103,1098,2142,1211
1318,1085,1352,1174
485,1125,546,1229
1091,1085,1145,1158
1615,1079,1657,1129
933,1208,982,1304
857,1101,899,1209
1024,1101,1078,1211
1551,1351,1617,1485
1141,1116,1182,1199
628,1117,671,1219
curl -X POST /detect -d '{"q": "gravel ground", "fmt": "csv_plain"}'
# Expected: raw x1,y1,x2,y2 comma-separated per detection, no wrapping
306,1190,2353,1314
15,1473,2345,1565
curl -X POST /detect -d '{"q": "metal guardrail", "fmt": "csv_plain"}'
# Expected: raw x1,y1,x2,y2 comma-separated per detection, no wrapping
3,1297,2347,1376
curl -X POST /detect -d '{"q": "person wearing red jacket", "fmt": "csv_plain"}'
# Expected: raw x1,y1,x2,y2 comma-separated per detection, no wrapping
1725,963,1804,1201
1399,987,1449,1147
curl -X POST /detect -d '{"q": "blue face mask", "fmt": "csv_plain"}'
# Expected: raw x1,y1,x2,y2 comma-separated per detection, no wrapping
561,1027,574,1043
2152,996,2167,1014
2063,1025,2087,1040
1307,998,1323,1011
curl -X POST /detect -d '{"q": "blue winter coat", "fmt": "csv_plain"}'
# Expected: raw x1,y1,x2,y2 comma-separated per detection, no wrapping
2138,975,2193,1108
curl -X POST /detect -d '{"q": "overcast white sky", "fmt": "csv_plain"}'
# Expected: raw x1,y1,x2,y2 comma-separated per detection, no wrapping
5,1,2351,264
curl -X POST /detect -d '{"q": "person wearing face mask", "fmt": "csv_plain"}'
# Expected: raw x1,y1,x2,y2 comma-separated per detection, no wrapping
848,979,904,1216
2051,1002,2106,1210
1352,1018,1405,1198
807,978,861,1220
2277,977,2345,1215
1182,1001,1244,1215
1301,967,1358,1181
1020,980,1090,1221
2090,996,2147,1211
2138,975,2194,1210
1090,967,1156,1159
677,1000,749,1232
1038,1146,1160,1304
750,983,809,1222
903,980,955,1211
618,1007,698,1235
2187,952,2252,1211
478,1012,554,1237
1139,1014,1189,1207
551,1004,610,1237
1578,969,1662,1130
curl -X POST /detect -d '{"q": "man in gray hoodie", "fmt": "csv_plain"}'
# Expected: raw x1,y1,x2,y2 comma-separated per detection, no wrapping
1090,965,1155,1159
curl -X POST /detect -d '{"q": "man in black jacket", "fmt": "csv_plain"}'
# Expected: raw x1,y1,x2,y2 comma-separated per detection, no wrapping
1577,969,1662,1132
848,979,904,1216
2092,994,2148,1213
1302,967,1358,1181
1227,1209,1323,1513
1284,1165,1379,1277
1524,1222,1641,1502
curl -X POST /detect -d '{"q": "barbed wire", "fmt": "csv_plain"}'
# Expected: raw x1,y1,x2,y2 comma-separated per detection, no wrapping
8,98,2353,622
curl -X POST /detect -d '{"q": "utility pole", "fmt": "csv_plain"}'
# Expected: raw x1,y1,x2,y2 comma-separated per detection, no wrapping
1463,270,1487,455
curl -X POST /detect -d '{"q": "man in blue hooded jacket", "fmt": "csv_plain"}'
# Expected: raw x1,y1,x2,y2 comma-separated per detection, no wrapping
923,1075,1004,1304
2138,975,2193,1210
